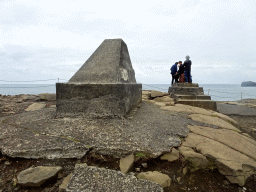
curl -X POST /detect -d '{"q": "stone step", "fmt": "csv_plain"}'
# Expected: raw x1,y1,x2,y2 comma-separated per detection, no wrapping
168,87,204,95
172,83,199,87
176,99,217,111
174,95,211,100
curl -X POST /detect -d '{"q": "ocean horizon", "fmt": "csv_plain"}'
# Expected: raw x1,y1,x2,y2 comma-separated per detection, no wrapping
0,83,256,101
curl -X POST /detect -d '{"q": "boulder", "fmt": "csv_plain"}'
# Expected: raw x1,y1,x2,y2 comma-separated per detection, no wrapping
160,148,179,162
150,91,169,98
20,95,41,102
25,103,46,111
66,164,163,191
120,154,134,174
38,93,56,101
17,166,62,187
142,90,151,97
154,96,174,103
137,171,172,188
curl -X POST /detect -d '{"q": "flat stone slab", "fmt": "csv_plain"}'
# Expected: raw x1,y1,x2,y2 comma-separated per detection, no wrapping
25,103,46,111
160,104,238,125
189,114,240,132
188,125,256,161
0,102,189,158
66,164,163,192
217,103,256,116
17,166,62,187
182,132,256,186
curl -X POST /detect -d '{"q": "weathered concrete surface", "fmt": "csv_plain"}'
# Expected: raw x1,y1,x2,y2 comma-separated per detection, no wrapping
168,87,204,95
17,166,62,187
217,102,256,116
66,164,163,192
174,94,211,100
56,83,142,117
177,100,217,111
0,120,90,159
189,114,240,132
137,171,172,188
0,102,189,158
57,39,142,117
169,83,217,111
69,39,136,84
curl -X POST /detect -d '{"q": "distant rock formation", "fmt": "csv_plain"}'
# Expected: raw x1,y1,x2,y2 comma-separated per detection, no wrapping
241,81,256,87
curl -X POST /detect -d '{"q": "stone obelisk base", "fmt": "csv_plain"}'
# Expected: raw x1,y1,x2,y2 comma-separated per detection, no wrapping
56,83,142,117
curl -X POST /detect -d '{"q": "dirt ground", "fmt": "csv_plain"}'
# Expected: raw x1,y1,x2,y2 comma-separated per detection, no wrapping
0,95,256,192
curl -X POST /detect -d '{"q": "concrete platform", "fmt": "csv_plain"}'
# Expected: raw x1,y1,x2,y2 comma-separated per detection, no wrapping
168,87,204,95
174,95,211,100
171,83,199,87
176,99,217,111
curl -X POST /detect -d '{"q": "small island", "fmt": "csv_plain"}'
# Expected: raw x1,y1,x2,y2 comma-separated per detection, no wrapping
241,81,256,87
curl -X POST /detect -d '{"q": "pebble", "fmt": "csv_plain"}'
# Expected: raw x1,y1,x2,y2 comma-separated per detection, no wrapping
4,161,11,165
135,168,140,172
141,163,148,168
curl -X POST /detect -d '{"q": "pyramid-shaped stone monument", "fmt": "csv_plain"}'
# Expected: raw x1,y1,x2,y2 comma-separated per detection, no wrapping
56,39,142,117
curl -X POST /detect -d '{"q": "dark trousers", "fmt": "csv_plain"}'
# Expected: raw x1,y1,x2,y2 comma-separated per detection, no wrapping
184,71,192,83
171,74,179,85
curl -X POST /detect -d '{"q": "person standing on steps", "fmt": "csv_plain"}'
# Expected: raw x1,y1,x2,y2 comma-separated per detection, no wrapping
177,61,185,83
183,55,192,83
170,62,179,85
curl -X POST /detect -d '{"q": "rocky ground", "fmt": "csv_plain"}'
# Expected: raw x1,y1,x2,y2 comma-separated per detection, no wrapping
0,92,256,191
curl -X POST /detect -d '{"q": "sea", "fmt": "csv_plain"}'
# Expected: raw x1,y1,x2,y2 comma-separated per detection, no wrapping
0,84,256,101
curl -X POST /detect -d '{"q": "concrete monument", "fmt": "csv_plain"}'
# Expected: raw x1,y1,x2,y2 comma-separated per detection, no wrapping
56,39,142,117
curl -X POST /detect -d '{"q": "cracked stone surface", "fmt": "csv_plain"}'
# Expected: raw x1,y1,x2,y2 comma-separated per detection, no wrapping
181,131,256,186
66,164,163,192
188,125,256,161
189,114,240,132
0,102,189,158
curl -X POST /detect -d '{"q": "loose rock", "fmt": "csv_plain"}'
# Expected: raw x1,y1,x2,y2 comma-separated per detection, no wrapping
137,171,172,188
120,154,134,174
160,148,179,162
59,173,73,192
17,166,62,187
25,103,46,111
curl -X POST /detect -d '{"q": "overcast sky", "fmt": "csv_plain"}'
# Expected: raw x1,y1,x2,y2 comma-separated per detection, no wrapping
0,0,255,84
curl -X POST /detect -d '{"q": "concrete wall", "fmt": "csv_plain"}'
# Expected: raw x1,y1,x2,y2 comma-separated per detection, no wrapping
56,83,142,117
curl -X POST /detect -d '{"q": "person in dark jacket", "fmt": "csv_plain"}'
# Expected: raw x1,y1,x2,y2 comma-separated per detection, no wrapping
170,62,179,85
183,55,192,83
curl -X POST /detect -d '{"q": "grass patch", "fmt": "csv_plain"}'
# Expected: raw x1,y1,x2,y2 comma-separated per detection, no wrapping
135,152,151,160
